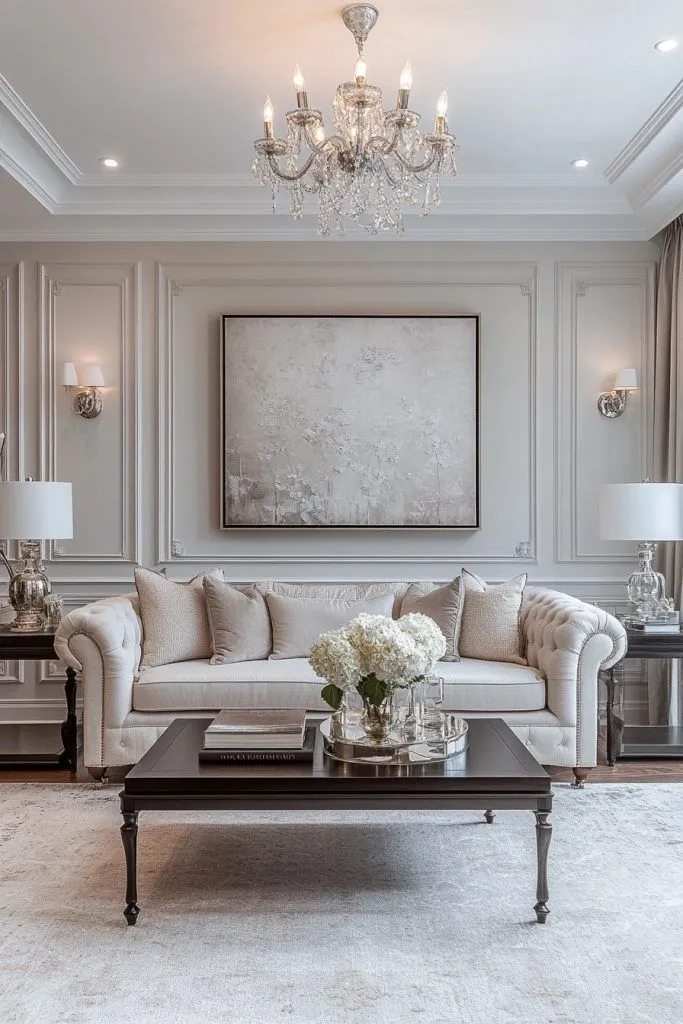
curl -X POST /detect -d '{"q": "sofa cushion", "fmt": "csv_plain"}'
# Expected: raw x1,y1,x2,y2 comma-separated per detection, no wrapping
133,657,546,713
135,566,225,668
264,591,396,659
401,578,463,662
459,570,527,665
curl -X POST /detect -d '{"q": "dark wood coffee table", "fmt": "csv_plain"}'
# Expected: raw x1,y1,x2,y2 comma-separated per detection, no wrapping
119,717,552,926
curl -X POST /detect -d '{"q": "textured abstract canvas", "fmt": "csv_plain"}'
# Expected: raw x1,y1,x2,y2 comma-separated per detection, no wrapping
221,315,479,528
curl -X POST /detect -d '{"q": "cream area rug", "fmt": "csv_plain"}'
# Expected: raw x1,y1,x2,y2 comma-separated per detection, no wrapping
1,783,682,1024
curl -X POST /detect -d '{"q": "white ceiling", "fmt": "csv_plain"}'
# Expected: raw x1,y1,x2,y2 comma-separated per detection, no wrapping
0,0,681,240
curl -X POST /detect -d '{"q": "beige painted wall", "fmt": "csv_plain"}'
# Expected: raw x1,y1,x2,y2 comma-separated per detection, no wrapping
0,239,658,723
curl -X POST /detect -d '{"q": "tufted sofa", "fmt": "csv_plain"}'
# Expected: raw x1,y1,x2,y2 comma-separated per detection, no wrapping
55,584,626,783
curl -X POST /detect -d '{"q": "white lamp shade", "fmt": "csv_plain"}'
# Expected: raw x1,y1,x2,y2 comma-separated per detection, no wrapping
79,365,104,387
0,482,73,540
62,362,78,387
614,368,638,391
599,483,683,541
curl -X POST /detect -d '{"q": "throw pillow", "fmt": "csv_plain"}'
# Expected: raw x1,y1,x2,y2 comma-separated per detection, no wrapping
458,570,527,665
257,581,406,619
203,577,272,664
135,566,224,668
400,578,463,661
264,591,395,660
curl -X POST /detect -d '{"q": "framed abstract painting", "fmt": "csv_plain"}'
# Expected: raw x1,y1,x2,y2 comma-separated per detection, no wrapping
221,314,479,529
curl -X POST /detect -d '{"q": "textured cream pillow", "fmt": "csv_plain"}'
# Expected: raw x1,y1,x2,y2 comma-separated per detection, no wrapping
135,567,224,668
264,591,395,660
458,570,527,665
203,577,272,664
401,578,463,661
258,581,406,619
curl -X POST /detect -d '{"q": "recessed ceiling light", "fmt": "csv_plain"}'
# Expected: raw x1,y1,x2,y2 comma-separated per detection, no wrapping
99,157,119,168
654,39,679,52
571,159,589,169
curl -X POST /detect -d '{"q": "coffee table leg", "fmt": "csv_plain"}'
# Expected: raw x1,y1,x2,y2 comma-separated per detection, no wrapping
533,810,551,923
484,809,495,824
120,810,140,925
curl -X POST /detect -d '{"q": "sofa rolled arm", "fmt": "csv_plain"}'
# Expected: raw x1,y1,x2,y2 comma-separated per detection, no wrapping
54,595,142,768
522,587,627,765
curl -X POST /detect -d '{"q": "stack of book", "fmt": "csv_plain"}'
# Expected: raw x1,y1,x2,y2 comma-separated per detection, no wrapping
627,612,681,635
199,709,314,763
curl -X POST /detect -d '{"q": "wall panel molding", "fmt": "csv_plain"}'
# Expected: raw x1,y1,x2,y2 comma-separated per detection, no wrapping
38,262,142,563
0,262,23,553
554,261,656,564
156,260,539,567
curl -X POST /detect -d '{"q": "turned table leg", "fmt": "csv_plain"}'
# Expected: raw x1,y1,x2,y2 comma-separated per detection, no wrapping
58,667,78,773
120,810,140,925
533,810,551,923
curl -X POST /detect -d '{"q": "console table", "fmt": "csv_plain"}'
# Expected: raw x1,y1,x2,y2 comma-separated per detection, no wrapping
605,628,683,764
0,625,77,772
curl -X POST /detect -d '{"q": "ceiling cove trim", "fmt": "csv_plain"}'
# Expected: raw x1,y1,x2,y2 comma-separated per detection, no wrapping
604,79,683,183
0,73,80,184
631,151,683,210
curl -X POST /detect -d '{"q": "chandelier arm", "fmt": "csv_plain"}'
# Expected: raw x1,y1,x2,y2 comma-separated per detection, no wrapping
391,147,441,175
267,151,317,183
366,127,401,156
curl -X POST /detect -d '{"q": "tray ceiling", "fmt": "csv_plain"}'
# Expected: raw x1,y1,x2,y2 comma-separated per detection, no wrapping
0,0,681,240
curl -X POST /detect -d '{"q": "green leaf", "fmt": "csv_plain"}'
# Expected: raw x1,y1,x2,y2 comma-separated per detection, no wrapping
357,674,389,707
321,683,344,711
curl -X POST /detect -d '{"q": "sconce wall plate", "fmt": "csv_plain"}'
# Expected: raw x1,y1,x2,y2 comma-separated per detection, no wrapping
72,388,103,419
597,390,628,418
598,367,638,419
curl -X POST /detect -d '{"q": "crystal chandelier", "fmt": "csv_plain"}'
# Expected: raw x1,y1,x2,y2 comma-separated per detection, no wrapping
252,4,457,236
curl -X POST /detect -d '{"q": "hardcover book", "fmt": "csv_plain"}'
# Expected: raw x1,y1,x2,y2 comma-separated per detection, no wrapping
199,725,316,763
203,709,307,749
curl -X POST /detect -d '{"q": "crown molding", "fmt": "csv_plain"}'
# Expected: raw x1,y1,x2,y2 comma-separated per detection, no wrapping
630,150,683,210
604,78,683,183
0,73,80,184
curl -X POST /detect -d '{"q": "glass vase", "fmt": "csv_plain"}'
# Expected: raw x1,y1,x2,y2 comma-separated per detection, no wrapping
361,693,393,744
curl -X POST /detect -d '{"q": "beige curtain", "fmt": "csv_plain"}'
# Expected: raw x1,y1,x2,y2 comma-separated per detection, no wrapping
652,216,683,724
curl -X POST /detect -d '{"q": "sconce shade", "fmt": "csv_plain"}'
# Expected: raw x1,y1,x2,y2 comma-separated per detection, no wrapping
0,482,73,539
62,362,78,387
614,368,638,391
79,365,104,388
599,483,683,541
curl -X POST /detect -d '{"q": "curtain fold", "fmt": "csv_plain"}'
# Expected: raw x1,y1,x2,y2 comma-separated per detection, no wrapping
654,215,683,605
652,216,683,724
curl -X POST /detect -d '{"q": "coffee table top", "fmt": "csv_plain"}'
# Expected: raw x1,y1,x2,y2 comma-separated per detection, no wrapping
123,717,550,798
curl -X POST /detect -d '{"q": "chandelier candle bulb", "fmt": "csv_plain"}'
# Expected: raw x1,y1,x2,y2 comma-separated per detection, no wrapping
293,65,308,108
397,60,412,109
354,56,367,86
263,96,274,139
435,89,448,132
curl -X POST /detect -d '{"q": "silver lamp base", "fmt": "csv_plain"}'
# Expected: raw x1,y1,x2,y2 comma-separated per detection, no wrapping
3,541,51,632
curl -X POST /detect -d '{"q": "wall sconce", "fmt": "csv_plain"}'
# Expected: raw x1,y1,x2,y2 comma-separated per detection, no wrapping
597,368,638,418
62,362,105,419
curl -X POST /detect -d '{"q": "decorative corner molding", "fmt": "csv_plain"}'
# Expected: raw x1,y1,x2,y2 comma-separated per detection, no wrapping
51,281,64,296
575,280,589,297
520,282,533,296
170,282,183,297
53,544,66,557
171,538,185,557
514,541,532,559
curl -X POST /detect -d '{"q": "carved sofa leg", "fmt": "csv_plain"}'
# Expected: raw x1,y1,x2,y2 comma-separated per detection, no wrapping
571,767,592,789
88,767,108,783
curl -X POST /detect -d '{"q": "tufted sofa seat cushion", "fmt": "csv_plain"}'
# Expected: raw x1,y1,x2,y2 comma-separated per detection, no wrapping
132,657,546,713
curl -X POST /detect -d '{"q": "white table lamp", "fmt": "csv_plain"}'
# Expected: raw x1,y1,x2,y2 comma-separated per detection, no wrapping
599,482,683,618
0,481,73,632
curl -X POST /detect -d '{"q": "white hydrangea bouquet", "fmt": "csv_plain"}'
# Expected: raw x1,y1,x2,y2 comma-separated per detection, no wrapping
309,612,446,741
